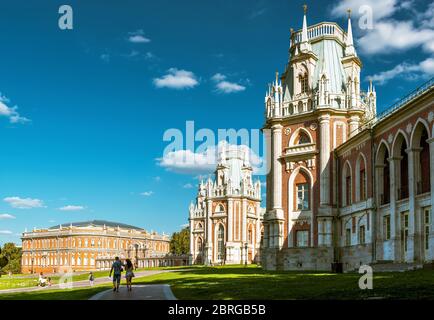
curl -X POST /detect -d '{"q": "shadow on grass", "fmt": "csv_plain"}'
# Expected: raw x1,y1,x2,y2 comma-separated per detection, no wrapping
135,266,434,300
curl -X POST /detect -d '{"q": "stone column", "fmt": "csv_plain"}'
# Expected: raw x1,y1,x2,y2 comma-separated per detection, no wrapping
242,199,247,244
348,115,360,138
263,221,269,248
407,148,422,262
189,218,194,261
272,124,283,211
428,138,434,261
228,199,233,242
319,114,331,206
388,157,400,262
205,200,213,264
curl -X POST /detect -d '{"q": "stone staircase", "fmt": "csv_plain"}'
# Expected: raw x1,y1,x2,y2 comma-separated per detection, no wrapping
368,261,424,272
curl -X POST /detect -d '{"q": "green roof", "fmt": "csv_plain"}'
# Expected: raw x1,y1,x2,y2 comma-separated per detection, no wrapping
49,220,144,231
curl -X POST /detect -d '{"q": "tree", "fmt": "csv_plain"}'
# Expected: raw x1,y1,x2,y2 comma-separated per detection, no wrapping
0,243,21,274
0,248,8,277
170,227,190,255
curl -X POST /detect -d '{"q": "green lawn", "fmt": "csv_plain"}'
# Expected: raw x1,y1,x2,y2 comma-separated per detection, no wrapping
0,268,150,290
1,265,434,300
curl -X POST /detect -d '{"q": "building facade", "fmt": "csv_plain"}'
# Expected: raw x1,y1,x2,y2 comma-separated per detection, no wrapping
21,220,170,274
189,144,264,265
261,8,433,271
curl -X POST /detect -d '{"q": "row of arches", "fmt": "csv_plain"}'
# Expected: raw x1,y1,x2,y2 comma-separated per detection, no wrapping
376,120,431,205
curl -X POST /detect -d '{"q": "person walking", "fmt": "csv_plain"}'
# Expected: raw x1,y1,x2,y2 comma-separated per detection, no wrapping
89,272,95,286
124,259,135,292
109,257,124,292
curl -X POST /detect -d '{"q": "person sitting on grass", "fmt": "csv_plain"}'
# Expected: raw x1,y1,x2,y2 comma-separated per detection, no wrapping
38,272,47,287
109,257,124,292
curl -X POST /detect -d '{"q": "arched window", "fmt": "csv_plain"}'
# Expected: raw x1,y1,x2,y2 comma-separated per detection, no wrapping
297,101,304,113
376,143,390,205
343,162,352,206
411,122,431,194
293,170,310,211
215,204,225,213
217,224,225,261
392,133,409,200
297,131,311,144
356,154,367,202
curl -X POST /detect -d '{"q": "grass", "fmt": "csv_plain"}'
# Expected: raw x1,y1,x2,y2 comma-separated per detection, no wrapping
1,265,434,300
0,268,150,290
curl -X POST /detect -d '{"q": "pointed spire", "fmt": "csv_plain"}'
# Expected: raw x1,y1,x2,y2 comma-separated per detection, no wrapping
301,5,308,43
345,9,356,56
300,4,311,53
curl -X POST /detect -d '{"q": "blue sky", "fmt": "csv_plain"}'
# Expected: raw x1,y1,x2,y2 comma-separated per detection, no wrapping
1,0,433,245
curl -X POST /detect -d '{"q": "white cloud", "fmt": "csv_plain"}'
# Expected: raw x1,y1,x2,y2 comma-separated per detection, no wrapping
0,94,30,124
153,68,199,89
0,214,16,220
357,21,434,55
215,81,246,93
211,73,226,82
367,58,434,85
331,0,399,21
59,205,85,211
211,73,246,94
183,183,194,189
128,30,151,43
157,141,263,175
0,230,13,235
153,176,161,182
141,191,154,196
4,197,45,209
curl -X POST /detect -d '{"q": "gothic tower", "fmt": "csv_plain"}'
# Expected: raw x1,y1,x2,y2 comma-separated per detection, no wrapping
262,7,376,270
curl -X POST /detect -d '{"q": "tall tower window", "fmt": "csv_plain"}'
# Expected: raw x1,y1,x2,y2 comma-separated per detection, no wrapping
217,224,225,261
296,183,310,210
300,74,309,94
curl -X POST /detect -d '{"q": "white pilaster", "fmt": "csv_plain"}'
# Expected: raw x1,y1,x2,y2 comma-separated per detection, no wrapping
388,157,399,261
319,114,331,205
228,199,233,242
272,124,283,211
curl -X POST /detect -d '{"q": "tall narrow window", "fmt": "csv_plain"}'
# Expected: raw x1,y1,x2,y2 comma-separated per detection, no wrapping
424,208,431,251
300,74,309,94
360,168,366,201
346,174,352,205
346,228,351,246
401,212,409,253
296,183,310,210
383,215,391,240
217,225,225,261
359,225,366,244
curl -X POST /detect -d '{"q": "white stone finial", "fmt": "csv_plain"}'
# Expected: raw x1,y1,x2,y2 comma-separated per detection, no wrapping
345,9,356,56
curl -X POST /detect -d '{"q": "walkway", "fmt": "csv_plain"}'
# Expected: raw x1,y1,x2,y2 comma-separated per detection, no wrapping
89,284,176,300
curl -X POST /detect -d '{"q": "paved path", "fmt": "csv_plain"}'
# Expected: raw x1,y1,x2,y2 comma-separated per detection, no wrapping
89,284,177,300
0,270,168,294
